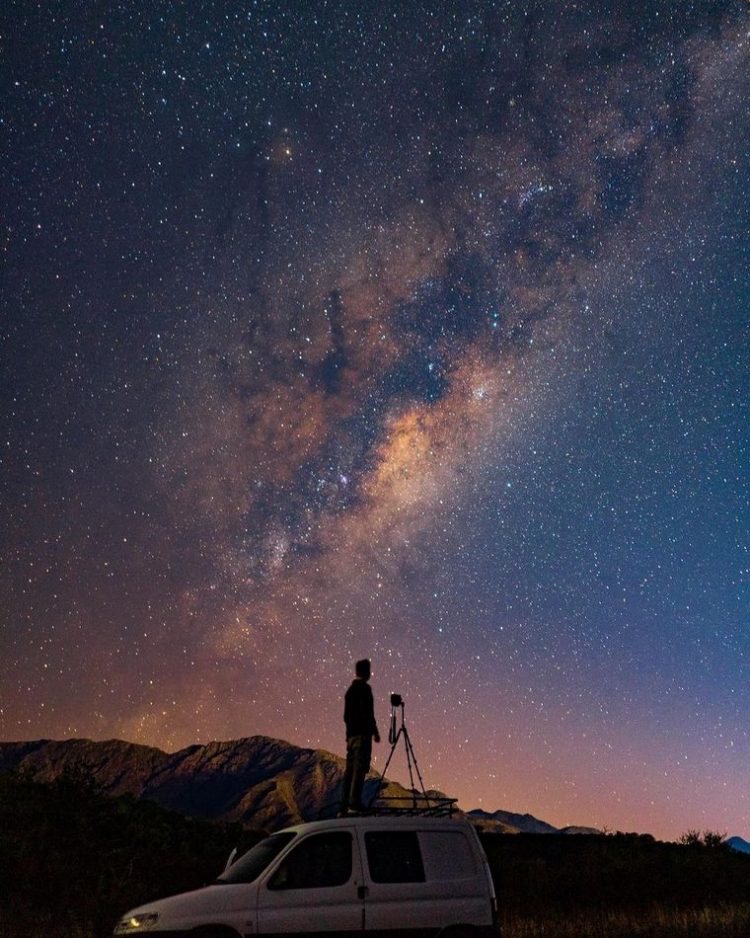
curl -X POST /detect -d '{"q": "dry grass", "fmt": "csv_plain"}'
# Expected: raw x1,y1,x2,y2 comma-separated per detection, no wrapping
502,903,750,937
0,924,92,938
4,906,750,938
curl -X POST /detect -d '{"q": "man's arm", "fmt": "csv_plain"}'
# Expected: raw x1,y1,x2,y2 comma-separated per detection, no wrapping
366,685,380,742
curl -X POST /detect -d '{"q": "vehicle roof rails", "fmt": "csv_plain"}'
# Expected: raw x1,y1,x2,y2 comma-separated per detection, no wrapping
365,795,458,817
317,795,459,820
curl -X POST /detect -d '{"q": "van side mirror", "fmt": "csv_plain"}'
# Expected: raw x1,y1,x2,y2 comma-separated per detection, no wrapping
223,847,238,873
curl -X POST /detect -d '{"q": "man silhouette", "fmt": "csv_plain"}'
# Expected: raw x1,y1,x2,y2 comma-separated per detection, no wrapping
340,658,380,814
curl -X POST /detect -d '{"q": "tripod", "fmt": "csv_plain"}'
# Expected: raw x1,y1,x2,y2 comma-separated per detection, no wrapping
369,696,432,811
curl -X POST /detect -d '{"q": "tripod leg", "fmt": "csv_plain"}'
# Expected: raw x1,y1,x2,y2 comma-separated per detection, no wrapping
366,727,402,809
402,729,417,806
402,727,431,808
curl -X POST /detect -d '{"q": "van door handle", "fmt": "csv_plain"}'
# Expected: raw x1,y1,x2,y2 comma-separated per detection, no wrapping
357,885,368,899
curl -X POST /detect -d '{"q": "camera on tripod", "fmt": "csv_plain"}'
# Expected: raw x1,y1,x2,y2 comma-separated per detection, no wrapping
371,690,458,816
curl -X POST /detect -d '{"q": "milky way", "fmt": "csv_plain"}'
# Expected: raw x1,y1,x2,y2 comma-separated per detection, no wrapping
3,1,749,839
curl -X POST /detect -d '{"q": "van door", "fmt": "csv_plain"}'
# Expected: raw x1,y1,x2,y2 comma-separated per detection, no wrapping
256,829,364,933
359,828,433,931
360,828,487,931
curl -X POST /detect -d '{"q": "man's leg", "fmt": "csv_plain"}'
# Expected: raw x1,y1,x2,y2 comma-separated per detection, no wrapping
340,737,356,814
350,735,372,811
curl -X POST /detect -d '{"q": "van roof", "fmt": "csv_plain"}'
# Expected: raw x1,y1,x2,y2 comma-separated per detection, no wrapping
277,815,473,836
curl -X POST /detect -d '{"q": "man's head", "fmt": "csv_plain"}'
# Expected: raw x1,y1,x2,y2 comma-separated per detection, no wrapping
355,658,371,681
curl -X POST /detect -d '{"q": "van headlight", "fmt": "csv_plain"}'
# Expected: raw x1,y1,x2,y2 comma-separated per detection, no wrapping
113,912,159,933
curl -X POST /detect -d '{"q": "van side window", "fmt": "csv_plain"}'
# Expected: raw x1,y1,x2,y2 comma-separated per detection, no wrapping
267,832,352,890
419,831,476,880
364,831,426,883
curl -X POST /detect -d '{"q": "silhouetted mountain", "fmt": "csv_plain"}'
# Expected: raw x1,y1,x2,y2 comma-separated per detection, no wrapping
0,736,417,830
0,736,598,835
467,807,599,835
468,807,558,834
728,836,750,854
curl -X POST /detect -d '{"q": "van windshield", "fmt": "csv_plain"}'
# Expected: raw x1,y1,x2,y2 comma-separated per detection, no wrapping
217,832,297,884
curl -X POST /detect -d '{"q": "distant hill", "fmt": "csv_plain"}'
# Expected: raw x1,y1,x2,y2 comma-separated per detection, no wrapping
728,836,750,854
468,808,600,836
468,807,559,834
0,736,593,835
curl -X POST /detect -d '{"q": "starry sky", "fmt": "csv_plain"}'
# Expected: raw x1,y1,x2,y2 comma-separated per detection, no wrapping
2,1,749,841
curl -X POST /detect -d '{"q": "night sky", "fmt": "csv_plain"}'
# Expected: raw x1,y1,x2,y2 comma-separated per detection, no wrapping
2,1,749,841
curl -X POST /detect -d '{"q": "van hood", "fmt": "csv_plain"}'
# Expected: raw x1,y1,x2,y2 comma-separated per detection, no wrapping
117,882,255,931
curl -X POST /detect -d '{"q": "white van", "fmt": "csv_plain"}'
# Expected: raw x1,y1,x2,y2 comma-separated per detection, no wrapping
113,815,498,936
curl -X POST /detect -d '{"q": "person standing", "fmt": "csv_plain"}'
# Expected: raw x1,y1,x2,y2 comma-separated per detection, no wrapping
340,658,380,814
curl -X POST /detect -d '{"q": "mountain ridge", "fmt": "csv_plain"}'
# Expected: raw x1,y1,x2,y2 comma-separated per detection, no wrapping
1,735,593,835
0,735,431,830
727,836,750,854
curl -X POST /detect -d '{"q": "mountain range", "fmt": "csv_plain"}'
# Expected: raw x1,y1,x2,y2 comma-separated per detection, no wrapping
0,735,591,835
727,836,750,854
467,807,600,836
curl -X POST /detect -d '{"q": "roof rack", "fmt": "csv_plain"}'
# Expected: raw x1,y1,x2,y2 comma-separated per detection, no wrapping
366,795,458,817
317,793,459,821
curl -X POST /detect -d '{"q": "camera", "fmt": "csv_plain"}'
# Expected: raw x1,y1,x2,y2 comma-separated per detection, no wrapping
390,693,403,707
